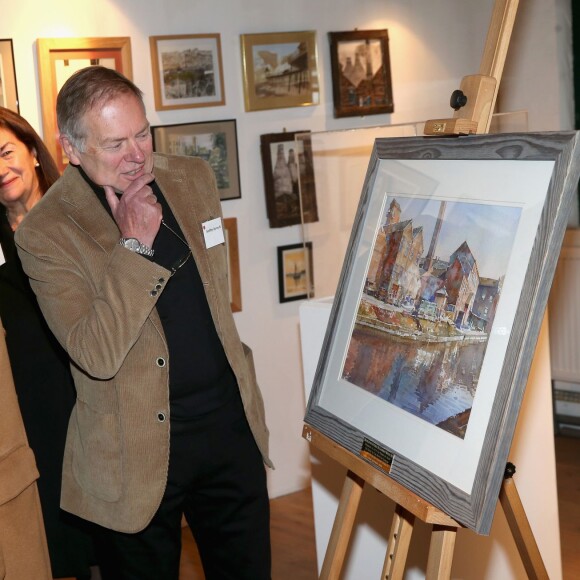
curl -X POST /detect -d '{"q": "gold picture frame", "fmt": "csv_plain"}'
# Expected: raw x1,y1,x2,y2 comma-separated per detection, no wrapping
223,218,242,312
0,39,19,112
149,34,225,111
240,30,319,112
36,37,132,171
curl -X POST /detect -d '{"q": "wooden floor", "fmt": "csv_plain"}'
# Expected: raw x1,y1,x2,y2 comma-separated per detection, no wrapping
71,434,580,579
554,434,580,580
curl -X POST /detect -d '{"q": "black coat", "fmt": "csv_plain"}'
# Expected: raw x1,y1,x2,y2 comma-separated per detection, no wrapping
0,212,95,578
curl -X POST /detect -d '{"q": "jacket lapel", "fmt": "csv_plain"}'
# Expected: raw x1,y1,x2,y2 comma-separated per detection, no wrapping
153,156,213,286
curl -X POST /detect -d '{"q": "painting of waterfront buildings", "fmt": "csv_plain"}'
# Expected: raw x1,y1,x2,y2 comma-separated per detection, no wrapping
342,196,522,438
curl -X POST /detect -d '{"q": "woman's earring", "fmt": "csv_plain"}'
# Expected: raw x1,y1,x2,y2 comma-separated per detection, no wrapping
35,160,40,167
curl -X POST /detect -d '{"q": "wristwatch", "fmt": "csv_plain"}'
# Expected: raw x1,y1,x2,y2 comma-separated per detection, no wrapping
119,238,155,257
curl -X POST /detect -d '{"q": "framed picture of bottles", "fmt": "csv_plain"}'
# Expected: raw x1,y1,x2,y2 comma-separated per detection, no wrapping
260,130,318,228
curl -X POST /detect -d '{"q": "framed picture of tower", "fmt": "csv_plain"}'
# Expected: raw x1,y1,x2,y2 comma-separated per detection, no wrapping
304,132,580,534
329,29,394,118
260,130,318,228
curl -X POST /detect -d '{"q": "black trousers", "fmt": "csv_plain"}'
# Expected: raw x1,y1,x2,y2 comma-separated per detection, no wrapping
94,391,271,580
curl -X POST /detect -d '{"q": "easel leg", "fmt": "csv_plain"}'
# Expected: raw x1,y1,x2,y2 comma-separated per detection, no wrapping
320,470,365,580
425,526,456,580
499,477,549,580
381,505,415,580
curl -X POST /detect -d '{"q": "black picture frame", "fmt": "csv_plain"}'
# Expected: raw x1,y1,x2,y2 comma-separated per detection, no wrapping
329,29,394,118
152,119,241,201
277,242,314,303
260,130,318,228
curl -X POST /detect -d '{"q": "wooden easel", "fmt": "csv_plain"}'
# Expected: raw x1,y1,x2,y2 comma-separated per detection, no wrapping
303,426,548,579
303,1,549,577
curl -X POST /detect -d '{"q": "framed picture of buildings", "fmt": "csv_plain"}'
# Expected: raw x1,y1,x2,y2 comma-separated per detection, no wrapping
304,132,580,534
277,242,314,303
328,29,394,118
240,30,319,112
36,37,132,172
149,34,225,111
0,39,19,112
260,130,318,228
152,119,240,201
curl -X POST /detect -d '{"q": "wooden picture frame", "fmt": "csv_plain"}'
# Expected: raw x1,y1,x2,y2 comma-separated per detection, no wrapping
149,34,225,111
329,29,394,118
260,130,318,228
36,37,132,171
0,39,19,112
240,30,319,112
277,242,314,303
152,119,241,201
304,132,580,534
223,217,242,312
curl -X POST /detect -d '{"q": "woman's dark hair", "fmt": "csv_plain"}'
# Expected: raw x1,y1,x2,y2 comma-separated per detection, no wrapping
0,106,60,194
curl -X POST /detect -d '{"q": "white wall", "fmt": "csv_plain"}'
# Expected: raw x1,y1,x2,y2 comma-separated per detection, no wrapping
0,0,572,500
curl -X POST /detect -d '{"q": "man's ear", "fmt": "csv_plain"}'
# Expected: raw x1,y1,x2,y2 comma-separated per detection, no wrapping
60,134,81,166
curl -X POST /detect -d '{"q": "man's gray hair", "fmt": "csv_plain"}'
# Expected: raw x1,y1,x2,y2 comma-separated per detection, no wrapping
56,66,145,152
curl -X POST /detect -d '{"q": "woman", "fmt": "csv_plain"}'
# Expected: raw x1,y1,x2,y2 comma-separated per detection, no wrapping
0,107,96,579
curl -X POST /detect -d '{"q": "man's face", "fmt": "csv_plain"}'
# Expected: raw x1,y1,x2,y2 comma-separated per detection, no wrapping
62,92,154,192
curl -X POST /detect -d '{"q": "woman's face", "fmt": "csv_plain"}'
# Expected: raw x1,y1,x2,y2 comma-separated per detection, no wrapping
0,127,41,210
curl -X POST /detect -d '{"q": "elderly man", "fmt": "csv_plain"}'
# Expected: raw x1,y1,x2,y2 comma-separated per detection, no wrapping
15,66,272,579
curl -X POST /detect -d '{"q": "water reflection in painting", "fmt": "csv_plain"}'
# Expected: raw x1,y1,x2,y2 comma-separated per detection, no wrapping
342,196,522,438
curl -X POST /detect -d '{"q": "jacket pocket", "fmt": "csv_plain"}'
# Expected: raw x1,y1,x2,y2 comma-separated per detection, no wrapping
71,399,122,502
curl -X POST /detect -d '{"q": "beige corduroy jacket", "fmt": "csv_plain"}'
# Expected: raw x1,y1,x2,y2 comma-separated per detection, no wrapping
15,154,271,533
0,318,51,578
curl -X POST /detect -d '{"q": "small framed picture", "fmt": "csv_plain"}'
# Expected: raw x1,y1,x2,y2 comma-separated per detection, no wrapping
240,30,319,112
223,217,242,312
277,242,314,303
0,39,19,112
152,119,241,201
260,130,318,228
149,34,225,111
328,29,394,118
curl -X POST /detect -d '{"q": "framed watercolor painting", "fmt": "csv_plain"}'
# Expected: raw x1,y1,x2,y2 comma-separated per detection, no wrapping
149,34,225,111
36,37,132,171
240,30,319,112
277,242,314,303
0,39,19,112
223,217,242,312
260,130,318,228
328,29,394,118
152,119,241,201
304,132,580,534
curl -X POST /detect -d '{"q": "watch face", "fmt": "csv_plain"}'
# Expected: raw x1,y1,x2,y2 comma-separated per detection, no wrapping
123,238,140,251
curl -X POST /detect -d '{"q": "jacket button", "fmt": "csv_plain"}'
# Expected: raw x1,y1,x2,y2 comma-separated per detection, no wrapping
157,412,166,422
158,277,165,283
156,357,166,367
150,290,158,297
155,283,162,290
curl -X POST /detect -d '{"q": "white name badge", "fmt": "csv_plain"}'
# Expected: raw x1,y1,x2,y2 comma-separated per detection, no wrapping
0,245,5,267
202,217,225,249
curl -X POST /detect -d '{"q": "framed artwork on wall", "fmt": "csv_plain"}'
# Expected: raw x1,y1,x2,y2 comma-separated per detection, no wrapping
240,30,319,112
328,29,394,118
152,119,241,201
277,242,314,303
223,217,242,312
304,132,580,534
36,37,132,172
0,39,19,112
260,130,318,228
149,34,225,111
